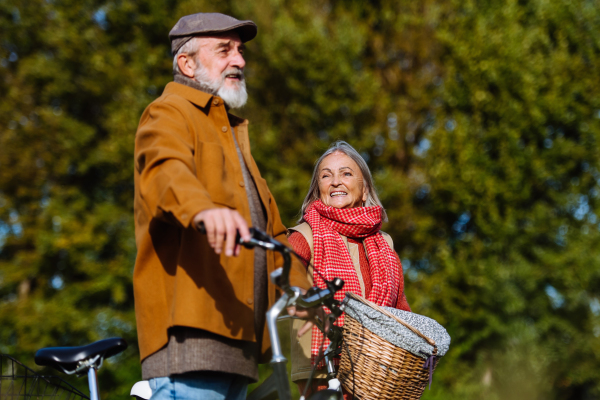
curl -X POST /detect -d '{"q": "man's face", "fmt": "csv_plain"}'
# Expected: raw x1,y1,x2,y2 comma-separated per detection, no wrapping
192,32,247,108
197,32,245,91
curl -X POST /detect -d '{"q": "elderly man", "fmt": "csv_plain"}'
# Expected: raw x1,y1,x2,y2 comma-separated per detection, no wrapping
133,12,308,399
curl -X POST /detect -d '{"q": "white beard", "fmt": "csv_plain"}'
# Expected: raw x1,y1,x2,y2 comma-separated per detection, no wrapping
194,64,248,109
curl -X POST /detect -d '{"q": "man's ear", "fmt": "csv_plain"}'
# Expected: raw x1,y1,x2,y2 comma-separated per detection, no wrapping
177,53,196,78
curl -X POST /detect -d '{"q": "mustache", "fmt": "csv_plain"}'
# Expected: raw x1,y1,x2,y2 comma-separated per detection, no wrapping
222,67,244,81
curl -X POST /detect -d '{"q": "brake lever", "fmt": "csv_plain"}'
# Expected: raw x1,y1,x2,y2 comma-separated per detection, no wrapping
247,227,287,251
242,235,277,250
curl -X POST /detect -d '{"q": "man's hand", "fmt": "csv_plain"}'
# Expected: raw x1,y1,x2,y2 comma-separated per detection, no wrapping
193,208,251,257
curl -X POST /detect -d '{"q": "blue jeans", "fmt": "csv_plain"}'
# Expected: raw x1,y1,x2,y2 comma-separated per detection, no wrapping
149,371,249,400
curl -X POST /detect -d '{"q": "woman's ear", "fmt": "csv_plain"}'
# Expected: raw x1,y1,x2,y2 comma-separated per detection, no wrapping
362,186,368,204
177,53,196,78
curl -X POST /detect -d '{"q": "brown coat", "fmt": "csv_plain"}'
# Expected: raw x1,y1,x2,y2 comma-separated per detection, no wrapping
133,82,308,361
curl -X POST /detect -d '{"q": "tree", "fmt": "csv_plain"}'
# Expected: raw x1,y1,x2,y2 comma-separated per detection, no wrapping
1,0,599,398
0,0,172,395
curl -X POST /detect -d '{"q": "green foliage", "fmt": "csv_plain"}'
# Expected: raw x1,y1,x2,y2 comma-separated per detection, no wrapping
1,0,600,399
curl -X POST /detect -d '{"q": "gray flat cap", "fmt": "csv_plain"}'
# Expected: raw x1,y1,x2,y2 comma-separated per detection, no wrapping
169,13,257,54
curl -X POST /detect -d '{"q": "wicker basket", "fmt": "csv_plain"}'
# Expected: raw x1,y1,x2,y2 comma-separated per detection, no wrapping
337,294,439,400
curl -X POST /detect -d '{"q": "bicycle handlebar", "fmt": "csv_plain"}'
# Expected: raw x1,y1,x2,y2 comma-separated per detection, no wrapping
196,222,345,317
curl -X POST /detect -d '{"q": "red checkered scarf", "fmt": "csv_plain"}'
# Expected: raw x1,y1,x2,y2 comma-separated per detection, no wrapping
304,200,400,367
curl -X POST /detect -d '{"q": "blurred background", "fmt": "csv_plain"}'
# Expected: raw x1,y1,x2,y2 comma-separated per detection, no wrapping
1,0,600,399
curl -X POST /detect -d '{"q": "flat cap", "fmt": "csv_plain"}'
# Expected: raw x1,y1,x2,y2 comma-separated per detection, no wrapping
169,13,257,54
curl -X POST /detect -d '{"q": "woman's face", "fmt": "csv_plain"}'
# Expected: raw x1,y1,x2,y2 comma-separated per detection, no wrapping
318,152,368,209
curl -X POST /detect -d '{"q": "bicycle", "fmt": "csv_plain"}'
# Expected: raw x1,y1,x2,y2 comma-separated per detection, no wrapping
33,227,347,400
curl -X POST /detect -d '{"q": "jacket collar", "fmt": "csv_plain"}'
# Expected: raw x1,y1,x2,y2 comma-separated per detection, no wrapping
165,75,213,108
228,113,248,129
165,75,249,127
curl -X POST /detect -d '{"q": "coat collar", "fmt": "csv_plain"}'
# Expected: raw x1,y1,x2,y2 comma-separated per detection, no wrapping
164,78,213,109
166,76,249,128
228,113,248,129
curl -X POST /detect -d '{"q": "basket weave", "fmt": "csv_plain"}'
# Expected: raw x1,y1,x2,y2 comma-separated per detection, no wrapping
337,294,439,400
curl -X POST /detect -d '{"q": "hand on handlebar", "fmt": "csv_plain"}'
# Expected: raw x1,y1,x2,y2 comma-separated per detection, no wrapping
287,305,328,337
287,288,329,337
193,208,251,256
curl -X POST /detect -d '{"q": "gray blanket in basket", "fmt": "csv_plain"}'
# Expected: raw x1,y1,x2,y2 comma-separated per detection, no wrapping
342,296,451,359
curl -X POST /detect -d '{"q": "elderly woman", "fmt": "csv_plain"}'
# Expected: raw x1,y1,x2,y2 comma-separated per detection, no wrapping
288,141,411,397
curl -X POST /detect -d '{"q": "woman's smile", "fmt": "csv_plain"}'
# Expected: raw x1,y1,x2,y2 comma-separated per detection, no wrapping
330,191,347,197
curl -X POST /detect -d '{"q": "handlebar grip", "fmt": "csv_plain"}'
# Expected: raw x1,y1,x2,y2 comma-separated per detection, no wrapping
295,277,344,309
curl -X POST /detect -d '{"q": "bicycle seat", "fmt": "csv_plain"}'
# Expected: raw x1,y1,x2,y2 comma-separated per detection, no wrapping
35,337,127,374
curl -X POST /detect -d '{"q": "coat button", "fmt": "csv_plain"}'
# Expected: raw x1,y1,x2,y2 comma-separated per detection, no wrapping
221,126,228,132
213,99,219,106
239,181,245,187
247,298,253,305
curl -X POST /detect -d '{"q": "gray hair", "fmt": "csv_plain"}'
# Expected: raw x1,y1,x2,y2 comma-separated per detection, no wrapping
173,37,199,75
298,141,387,222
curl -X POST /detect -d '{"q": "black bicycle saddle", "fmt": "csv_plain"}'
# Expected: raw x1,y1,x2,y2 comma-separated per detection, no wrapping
35,337,127,374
